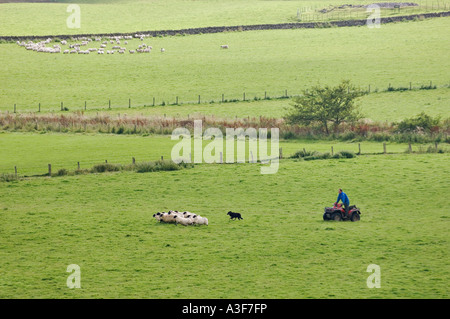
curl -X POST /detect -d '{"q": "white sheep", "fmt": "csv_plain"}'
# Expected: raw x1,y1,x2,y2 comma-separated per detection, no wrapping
193,216,208,225
221,45,229,49
160,48,165,52
160,212,176,223
153,212,162,222
173,215,193,226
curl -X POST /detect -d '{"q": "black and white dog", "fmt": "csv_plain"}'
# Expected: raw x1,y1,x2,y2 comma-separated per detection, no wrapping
227,211,243,220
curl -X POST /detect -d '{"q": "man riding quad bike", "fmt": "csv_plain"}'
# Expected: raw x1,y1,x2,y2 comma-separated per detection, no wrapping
323,203,361,221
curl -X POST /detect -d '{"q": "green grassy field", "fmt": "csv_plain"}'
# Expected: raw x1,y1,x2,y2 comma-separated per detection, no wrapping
0,132,433,175
1,152,449,298
1,0,447,36
1,0,449,300
43,87,447,123
1,17,449,120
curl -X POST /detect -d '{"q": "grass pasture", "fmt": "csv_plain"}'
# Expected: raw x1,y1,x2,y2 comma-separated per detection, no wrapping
1,0,448,36
0,152,449,298
0,0,449,301
1,17,449,117
0,132,431,176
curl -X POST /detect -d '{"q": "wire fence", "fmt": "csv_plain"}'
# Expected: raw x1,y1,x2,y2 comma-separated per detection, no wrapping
4,80,448,114
295,1,450,22
2,141,447,178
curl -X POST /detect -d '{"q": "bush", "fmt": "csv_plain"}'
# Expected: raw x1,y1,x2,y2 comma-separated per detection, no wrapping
303,152,331,161
291,149,319,159
91,163,122,173
134,160,191,173
56,168,68,176
0,173,19,182
395,112,440,134
282,131,297,140
332,150,356,159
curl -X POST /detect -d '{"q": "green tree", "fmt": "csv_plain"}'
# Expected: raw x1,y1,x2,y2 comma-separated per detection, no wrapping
284,80,365,135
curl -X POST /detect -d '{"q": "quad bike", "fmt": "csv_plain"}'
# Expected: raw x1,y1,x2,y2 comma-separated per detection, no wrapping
323,203,361,222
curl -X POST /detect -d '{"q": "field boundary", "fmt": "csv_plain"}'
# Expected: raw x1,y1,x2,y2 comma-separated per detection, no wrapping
1,11,449,41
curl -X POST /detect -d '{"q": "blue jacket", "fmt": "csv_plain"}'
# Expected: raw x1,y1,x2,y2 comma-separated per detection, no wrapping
336,192,350,206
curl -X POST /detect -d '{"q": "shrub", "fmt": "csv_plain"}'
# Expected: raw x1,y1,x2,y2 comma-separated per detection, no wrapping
91,163,122,173
56,168,68,176
368,132,392,142
134,160,190,173
291,149,319,158
0,173,19,182
303,152,331,161
419,84,437,90
116,126,125,134
386,86,409,92
282,131,297,140
395,112,440,134
333,150,356,159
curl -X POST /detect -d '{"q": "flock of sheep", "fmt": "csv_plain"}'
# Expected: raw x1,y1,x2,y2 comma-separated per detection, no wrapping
16,34,161,55
153,211,208,226
16,33,229,55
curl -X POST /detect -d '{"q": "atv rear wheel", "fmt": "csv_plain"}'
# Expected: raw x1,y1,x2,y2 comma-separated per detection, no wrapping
351,212,360,222
331,212,342,221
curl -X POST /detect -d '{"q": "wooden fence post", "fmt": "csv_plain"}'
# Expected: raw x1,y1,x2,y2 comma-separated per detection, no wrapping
77,162,80,170
383,142,387,154
129,98,131,108
198,95,201,104
132,157,135,164
14,166,17,178
105,160,108,163
109,100,111,109
279,147,283,159
222,94,224,103
408,142,412,153
161,156,164,161
85,101,87,110
14,104,16,113
153,97,155,106
358,143,361,155
331,146,334,156
38,103,41,112
48,164,52,177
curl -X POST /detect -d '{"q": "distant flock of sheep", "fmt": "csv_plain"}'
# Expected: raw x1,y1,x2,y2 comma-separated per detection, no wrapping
16,33,229,55
153,210,208,226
